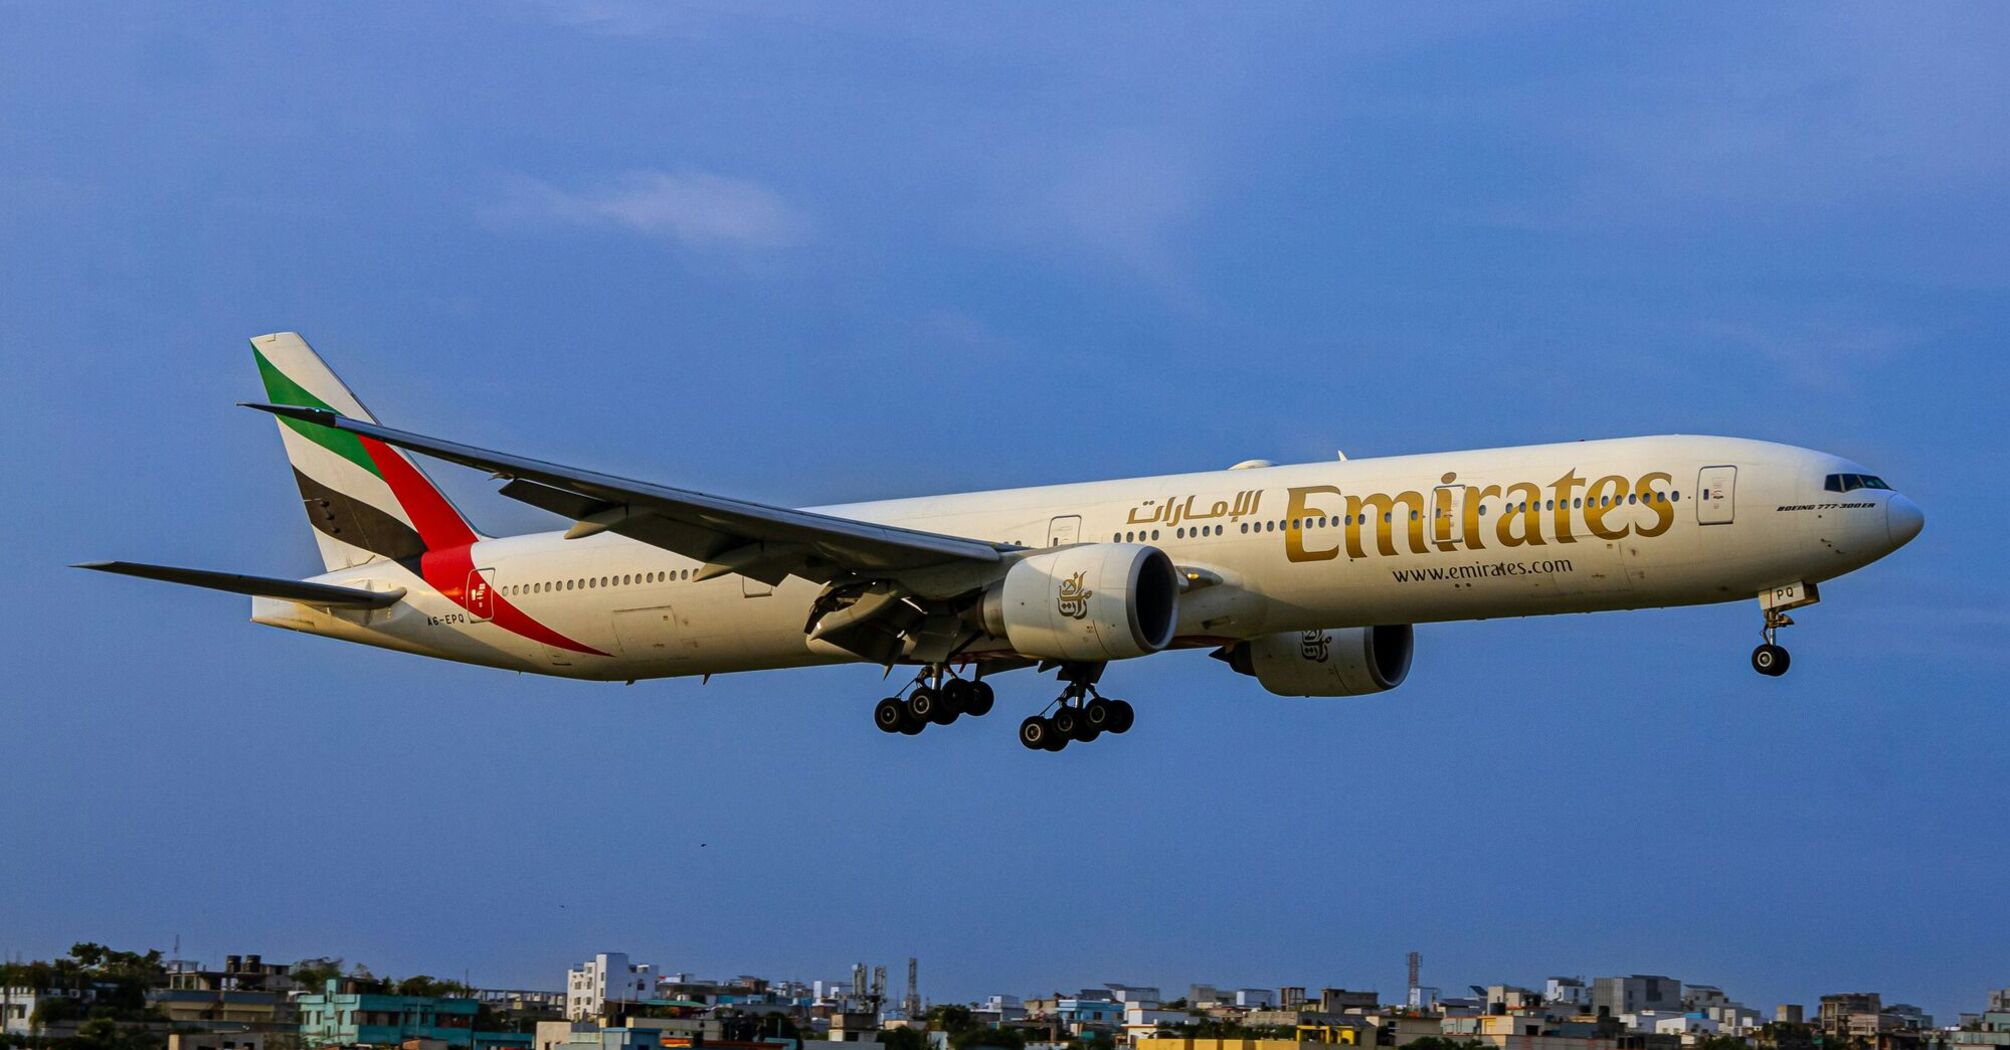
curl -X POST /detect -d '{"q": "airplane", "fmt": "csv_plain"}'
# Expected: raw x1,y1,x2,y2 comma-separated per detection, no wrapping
80,333,1925,752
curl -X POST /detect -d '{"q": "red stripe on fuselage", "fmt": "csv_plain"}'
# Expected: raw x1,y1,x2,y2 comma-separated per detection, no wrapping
423,543,608,656
358,436,605,657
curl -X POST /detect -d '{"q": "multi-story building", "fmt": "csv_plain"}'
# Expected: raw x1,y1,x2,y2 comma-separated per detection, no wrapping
1319,990,1379,1015
566,955,655,1022
297,983,479,1049
1591,978,1682,1019
1236,990,1278,1010
1546,981,1589,1014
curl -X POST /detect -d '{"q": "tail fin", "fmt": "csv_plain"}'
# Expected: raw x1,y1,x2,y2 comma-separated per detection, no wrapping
251,332,482,571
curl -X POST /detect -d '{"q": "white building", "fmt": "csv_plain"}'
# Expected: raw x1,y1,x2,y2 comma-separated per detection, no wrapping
1124,1003,1194,1044
1235,989,1277,1009
1546,979,1589,1011
566,953,656,1021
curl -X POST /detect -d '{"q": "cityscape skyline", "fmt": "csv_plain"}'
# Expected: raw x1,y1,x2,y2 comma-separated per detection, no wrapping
3,940,1999,1029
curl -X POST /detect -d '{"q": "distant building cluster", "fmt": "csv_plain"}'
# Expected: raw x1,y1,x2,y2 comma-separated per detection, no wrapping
3,945,2006,1050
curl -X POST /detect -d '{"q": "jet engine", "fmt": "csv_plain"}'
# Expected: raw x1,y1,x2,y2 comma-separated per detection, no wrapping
1218,625,1414,697
980,543,1180,661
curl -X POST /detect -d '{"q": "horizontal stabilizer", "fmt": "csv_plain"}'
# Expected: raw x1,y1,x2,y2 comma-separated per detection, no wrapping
74,561,405,609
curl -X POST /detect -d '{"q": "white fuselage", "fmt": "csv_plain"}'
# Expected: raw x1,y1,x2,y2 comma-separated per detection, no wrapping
252,435,1918,681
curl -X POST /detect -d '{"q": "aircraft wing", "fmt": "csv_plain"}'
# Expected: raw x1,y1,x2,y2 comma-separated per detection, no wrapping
75,561,406,608
243,403,1009,587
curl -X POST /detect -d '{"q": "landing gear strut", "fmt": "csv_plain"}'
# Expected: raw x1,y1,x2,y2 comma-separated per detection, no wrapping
1752,608,1793,677
1018,664,1134,752
873,664,994,735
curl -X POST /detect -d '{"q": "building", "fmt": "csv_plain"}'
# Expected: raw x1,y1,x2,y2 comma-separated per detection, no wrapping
566,956,656,1022
149,955,301,1049
1546,981,1589,1013
1319,990,1378,1015
298,982,479,1049
1057,998,1124,1033
1122,1003,1194,1044
1591,978,1682,1019
1236,990,1278,1010
1109,988,1164,1006
1818,994,1885,1041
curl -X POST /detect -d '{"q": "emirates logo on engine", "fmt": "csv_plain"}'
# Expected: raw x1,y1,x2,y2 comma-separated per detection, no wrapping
1056,571,1093,619
1300,629,1331,663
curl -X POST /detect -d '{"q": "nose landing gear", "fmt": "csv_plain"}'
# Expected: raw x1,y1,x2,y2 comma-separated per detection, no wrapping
1752,609,1794,677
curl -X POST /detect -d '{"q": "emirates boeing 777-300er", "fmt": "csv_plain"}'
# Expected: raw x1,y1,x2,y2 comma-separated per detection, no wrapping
82,333,1926,751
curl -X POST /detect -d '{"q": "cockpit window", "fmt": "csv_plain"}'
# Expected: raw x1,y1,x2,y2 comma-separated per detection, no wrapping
1824,473,1892,493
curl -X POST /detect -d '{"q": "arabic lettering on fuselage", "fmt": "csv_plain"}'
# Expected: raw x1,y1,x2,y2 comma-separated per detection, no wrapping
1125,489,1264,528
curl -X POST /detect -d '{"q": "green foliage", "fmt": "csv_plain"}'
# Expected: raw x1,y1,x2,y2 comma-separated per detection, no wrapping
880,1027,928,1050
929,1006,977,1034
289,959,346,990
1398,1039,1490,1050
950,1027,1025,1050
392,976,471,999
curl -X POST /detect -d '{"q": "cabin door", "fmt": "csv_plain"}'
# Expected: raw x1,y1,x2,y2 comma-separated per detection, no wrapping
1696,466,1737,525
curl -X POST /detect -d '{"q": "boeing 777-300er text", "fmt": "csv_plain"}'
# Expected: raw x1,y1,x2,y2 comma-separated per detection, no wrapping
82,333,1925,751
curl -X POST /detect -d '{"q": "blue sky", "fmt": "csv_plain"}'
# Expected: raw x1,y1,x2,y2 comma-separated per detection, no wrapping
3,1,2006,1021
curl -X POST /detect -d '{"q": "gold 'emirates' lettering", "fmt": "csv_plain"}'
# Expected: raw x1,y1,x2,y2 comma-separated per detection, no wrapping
1281,469,1678,563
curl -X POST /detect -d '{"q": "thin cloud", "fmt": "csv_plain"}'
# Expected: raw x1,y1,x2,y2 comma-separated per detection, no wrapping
484,170,807,249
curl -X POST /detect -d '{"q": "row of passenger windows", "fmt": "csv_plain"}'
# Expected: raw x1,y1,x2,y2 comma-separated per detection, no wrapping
504,569,693,597
1111,491,1681,542
1824,473,1890,493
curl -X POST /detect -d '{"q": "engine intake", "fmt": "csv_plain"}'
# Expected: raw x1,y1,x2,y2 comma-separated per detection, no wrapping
982,544,1180,661
1222,625,1413,697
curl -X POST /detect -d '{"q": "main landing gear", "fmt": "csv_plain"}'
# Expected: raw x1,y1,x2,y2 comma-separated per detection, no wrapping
1017,667,1134,753
873,666,995,736
1752,608,1793,678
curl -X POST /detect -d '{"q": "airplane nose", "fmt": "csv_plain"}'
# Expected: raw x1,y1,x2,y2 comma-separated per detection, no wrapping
1887,494,1925,548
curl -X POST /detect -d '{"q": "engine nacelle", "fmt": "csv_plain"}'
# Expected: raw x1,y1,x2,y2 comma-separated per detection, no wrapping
1223,625,1414,697
981,544,1180,661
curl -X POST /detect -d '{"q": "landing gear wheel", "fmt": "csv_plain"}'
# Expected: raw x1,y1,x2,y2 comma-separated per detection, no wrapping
942,679,973,716
1107,699,1135,734
1018,716,1054,751
1082,698,1113,734
1050,706,1079,739
873,697,906,734
1751,643,1790,677
897,717,925,735
909,686,954,725
963,680,995,717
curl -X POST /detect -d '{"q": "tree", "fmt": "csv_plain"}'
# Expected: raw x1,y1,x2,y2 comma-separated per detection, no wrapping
881,1028,928,1050
929,1006,977,1034
952,1028,1026,1050
1399,1039,1489,1050
290,958,346,990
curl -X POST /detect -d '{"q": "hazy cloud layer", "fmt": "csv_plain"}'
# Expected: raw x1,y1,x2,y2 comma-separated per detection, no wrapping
484,171,807,249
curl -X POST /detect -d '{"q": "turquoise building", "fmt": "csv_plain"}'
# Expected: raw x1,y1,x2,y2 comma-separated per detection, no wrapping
297,981,479,1049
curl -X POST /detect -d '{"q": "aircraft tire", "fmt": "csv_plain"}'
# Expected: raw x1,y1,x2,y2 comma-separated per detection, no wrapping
1018,716,1050,751
964,680,995,717
1751,644,1790,677
1050,705,1079,739
1108,699,1136,734
873,697,906,734
907,686,942,724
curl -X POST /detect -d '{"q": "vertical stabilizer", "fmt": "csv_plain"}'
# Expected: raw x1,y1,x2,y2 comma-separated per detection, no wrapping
250,332,481,570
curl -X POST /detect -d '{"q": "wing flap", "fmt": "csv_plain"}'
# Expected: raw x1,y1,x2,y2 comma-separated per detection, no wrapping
76,561,405,609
